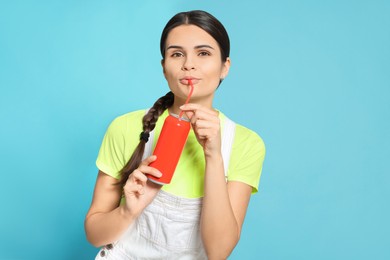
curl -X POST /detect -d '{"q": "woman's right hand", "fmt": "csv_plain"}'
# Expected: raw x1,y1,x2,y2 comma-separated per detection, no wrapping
121,155,162,219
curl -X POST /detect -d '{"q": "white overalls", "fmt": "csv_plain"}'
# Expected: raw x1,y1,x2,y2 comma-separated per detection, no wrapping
96,116,236,260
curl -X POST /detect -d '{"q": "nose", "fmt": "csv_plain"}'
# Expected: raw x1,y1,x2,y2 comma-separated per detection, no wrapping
181,56,196,71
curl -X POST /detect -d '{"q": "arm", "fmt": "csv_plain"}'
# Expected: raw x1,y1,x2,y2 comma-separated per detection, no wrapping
201,153,252,260
180,104,253,259
84,171,133,247
84,156,162,247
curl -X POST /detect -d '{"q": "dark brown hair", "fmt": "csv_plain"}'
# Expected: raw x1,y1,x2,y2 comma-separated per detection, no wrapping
118,10,230,186
160,10,230,62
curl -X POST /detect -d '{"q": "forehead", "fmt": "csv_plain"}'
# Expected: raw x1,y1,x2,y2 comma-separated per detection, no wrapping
165,24,219,49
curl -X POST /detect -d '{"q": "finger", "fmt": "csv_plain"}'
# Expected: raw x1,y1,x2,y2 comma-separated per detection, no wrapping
180,104,219,117
124,178,144,195
180,103,201,111
138,165,162,178
195,128,220,139
137,184,145,195
184,110,195,120
124,183,144,197
191,113,220,131
140,155,157,166
180,104,218,123
130,169,148,185
193,119,220,130
190,110,219,124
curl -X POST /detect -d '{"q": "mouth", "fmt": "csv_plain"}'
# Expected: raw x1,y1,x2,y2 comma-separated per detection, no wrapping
180,77,199,85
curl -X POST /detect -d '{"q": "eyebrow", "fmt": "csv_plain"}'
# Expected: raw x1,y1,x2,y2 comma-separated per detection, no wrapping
166,44,215,50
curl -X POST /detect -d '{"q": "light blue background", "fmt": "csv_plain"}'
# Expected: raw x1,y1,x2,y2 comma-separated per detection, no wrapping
1,0,389,259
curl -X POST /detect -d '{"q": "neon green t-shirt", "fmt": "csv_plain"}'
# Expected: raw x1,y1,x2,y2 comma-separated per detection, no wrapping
96,109,265,198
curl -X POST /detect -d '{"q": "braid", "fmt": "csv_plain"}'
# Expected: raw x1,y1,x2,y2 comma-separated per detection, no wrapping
142,91,174,133
118,91,174,187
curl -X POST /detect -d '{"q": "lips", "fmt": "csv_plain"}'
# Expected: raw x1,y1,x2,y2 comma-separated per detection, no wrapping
180,77,199,85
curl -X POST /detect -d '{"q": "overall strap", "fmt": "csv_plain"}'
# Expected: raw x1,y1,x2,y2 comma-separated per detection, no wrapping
221,116,236,179
142,110,236,179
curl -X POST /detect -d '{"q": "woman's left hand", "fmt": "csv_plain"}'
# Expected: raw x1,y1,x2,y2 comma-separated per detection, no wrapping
180,103,221,158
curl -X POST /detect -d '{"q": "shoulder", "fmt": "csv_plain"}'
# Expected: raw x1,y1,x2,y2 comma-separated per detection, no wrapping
221,114,266,193
234,124,265,153
107,109,145,131
220,112,265,154
101,109,147,143
231,123,266,169
111,109,146,125
96,110,146,178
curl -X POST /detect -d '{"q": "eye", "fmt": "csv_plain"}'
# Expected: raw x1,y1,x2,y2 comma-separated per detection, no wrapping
171,52,184,57
198,51,211,56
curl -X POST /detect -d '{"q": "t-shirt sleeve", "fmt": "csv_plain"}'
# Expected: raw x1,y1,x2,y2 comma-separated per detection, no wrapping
227,126,266,194
96,116,129,179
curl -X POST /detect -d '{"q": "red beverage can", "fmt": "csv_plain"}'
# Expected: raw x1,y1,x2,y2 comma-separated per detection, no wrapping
148,114,190,185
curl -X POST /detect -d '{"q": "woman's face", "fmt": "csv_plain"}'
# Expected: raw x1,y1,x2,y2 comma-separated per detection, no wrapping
162,24,230,107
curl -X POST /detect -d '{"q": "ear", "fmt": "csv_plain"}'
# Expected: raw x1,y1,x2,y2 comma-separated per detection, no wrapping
161,59,166,78
220,57,231,79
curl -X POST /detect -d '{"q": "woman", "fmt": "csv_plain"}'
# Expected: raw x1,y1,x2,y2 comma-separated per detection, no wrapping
85,10,266,259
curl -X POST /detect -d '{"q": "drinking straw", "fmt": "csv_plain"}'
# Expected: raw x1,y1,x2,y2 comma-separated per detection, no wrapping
178,79,194,120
